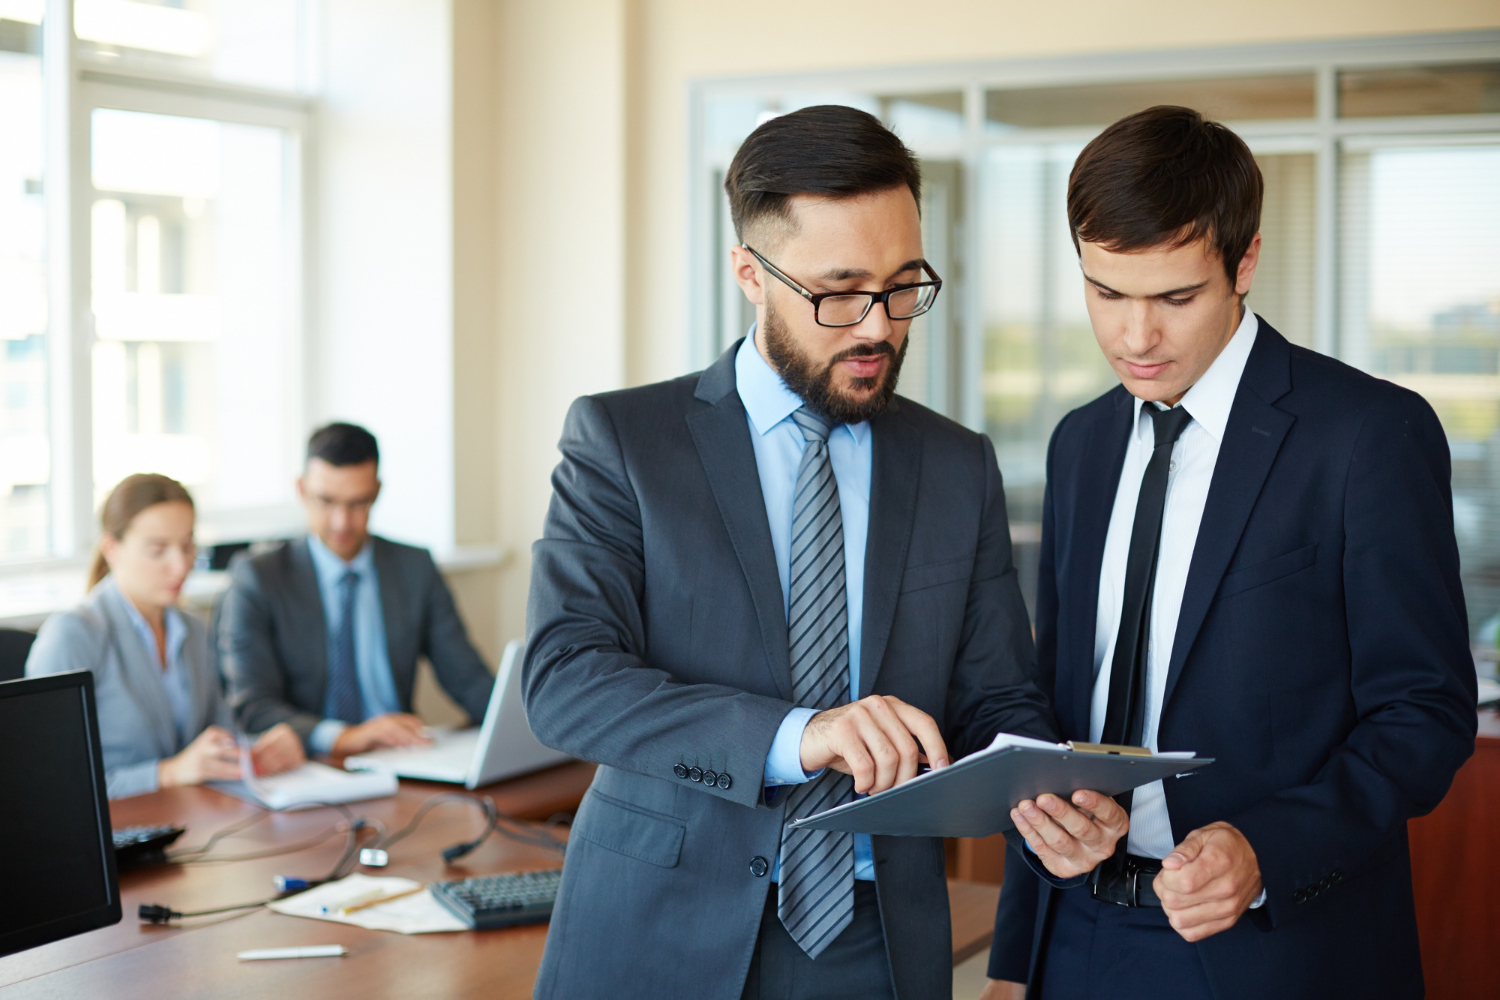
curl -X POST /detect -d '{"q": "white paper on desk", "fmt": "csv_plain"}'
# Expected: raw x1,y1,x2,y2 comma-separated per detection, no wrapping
212,760,397,810
268,874,468,934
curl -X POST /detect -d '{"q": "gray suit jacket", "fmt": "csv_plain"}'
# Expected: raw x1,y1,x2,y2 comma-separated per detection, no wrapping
25,576,228,799
220,535,494,744
525,341,1057,1000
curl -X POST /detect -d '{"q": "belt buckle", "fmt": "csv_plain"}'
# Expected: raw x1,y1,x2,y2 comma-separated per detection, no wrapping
1127,863,1140,907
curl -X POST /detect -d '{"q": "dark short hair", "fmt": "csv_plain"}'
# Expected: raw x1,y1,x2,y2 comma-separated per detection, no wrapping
724,105,922,242
1067,105,1263,284
307,422,379,468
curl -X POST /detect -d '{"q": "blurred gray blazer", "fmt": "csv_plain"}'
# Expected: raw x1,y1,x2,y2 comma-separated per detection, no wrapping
26,575,228,799
524,342,1058,1000
220,536,494,744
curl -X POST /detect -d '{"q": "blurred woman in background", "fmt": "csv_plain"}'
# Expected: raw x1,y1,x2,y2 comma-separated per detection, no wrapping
26,473,303,798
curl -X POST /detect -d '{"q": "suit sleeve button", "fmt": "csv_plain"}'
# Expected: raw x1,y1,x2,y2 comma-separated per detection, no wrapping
1293,888,1307,904
673,763,688,779
702,770,718,786
1319,875,1334,891
688,767,703,782
717,772,732,790
750,856,769,877
1332,869,1345,883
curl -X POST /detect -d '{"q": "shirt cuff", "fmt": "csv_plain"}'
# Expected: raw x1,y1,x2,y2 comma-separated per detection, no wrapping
310,719,349,755
763,706,821,786
1248,888,1267,909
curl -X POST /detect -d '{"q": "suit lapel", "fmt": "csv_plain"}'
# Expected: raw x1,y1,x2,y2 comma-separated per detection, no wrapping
95,580,178,757
687,344,794,702
1161,324,1294,713
858,408,921,699
1064,389,1133,737
372,538,408,690
288,538,331,703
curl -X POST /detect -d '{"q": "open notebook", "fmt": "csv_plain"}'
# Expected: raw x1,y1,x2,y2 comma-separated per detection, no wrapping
211,742,397,810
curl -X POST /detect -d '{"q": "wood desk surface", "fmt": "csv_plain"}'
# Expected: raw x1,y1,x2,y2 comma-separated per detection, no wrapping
0,760,998,998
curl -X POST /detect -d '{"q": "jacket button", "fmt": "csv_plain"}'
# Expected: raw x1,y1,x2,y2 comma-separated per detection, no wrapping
1293,888,1307,904
673,763,688,779
749,856,769,878
702,770,718,787
688,767,703,782
717,772,732,790
1319,875,1334,891
1332,869,1345,883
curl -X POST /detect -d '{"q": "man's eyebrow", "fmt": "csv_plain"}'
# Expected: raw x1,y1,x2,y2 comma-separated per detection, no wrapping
814,259,928,283
1082,273,1210,298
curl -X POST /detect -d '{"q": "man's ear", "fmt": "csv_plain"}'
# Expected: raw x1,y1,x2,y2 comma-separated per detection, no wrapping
1234,232,1262,297
729,244,766,306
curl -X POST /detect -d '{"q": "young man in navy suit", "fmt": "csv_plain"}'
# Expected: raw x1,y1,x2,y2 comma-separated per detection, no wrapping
981,106,1477,1000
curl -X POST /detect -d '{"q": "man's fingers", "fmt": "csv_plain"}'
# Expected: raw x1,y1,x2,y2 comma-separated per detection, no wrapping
850,709,903,793
862,698,922,787
1034,794,1099,845
1010,809,1056,862
885,697,950,769
1165,829,1207,869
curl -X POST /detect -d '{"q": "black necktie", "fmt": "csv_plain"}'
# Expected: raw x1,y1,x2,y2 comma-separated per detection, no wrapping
1102,404,1193,762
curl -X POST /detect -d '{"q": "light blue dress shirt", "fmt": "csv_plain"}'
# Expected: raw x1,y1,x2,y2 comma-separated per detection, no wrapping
738,330,875,881
121,598,193,746
306,535,401,753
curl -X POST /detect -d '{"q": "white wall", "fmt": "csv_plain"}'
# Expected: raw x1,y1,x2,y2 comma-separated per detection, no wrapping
316,0,456,554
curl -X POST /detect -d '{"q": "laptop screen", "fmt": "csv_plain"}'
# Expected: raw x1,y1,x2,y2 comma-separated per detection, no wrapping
0,672,121,957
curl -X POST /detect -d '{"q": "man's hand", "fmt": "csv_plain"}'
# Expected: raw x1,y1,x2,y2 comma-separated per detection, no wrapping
1010,788,1129,879
158,725,241,787
249,723,305,776
978,979,1027,1000
330,712,431,756
1153,821,1262,942
799,695,950,795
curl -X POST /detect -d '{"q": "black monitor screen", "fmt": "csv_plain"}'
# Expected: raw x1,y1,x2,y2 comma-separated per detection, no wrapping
0,672,120,957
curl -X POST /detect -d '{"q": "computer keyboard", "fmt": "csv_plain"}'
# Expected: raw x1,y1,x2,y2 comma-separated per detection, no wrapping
112,824,185,869
430,868,563,930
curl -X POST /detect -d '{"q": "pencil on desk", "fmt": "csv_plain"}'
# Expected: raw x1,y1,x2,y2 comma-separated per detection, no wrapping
339,884,426,914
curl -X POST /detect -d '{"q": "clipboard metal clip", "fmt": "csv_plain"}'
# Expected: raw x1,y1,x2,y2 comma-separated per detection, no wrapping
1066,741,1153,757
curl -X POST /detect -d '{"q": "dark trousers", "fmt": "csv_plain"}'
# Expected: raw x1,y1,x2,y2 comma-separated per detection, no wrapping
1034,885,1214,1000
740,880,895,1000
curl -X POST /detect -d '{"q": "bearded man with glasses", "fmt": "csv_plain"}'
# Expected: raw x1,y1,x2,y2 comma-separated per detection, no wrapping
523,104,1124,1000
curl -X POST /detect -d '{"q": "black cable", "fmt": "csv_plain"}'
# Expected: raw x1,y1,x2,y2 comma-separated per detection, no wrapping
139,899,271,923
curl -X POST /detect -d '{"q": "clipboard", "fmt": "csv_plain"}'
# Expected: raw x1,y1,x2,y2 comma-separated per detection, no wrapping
787,738,1213,839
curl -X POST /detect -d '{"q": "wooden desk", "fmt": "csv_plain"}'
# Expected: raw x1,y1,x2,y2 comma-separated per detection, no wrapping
1408,709,1500,1000
0,761,999,998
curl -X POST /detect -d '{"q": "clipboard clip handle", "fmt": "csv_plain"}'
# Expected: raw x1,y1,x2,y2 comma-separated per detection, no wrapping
1066,741,1153,757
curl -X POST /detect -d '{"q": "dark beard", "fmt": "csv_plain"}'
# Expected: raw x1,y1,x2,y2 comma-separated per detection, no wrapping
760,300,907,425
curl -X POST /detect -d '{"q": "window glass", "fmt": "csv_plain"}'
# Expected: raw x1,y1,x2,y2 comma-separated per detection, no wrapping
1340,143,1500,638
0,9,48,559
881,92,965,142
1247,152,1316,348
75,0,302,92
985,74,1316,129
1340,63,1500,118
90,108,300,518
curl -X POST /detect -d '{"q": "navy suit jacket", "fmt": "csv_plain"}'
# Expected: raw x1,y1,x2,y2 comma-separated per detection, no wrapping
990,320,1477,999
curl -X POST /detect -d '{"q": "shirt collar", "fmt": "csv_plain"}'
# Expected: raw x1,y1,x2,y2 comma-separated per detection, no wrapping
307,533,374,583
734,326,869,445
117,585,187,663
1131,307,1259,442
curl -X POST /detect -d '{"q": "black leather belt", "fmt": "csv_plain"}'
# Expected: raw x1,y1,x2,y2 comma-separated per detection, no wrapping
1089,852,1163,907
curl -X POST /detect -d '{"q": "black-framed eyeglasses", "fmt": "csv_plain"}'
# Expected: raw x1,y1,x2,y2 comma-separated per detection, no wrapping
742,244,943,328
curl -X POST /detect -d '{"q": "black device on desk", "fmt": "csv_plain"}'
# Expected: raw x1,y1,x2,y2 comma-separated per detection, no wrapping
0,672,122,957
430,869,562,929
112,825,185,870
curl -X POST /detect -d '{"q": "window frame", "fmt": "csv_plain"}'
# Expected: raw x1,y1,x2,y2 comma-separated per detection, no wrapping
18,0,316,573
687,29,1500,431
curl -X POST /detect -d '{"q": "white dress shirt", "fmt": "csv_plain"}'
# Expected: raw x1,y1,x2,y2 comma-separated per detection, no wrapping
1090,308,1258,860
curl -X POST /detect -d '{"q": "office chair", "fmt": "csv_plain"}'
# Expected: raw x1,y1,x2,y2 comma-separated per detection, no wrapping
0,628,38,683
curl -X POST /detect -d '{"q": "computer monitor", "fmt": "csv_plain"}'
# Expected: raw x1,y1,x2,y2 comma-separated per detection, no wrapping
0,671,121,957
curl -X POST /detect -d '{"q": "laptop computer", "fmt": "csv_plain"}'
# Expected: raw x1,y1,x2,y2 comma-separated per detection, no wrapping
344,640,569,789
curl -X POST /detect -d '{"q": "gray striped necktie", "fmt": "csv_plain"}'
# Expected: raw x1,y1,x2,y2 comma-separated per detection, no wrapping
777,407,856,959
